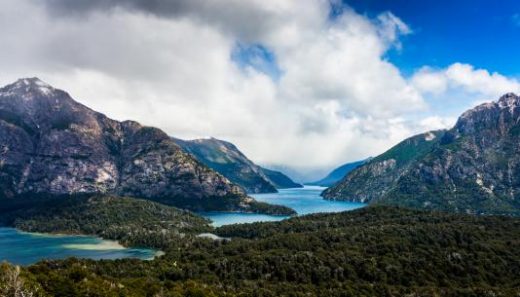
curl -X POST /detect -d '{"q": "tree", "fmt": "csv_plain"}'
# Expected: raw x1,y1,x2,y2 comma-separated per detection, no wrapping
0,263,40,297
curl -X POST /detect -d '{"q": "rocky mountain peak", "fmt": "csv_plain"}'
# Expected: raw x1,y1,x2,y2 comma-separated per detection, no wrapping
454,93,520,135
0,77,56,98
497,92,520,109
324,93,520,215
0,78,264,213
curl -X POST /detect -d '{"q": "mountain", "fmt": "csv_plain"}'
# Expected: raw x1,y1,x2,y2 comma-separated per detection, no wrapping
173,137,301,193
322,130,445,201
308,159,368,187
323,93,520,215
260,167,303,189
0,78,293,214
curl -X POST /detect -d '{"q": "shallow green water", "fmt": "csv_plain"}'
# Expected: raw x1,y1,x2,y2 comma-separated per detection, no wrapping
0,228,158,265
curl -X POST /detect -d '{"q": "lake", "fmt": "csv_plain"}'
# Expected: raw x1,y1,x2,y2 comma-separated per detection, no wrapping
0,228,158,266
0,186,363,265
201,186,366,227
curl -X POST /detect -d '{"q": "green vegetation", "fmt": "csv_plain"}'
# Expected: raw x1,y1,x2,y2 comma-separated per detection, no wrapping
2,206,519,296
247,200,297,215
174,137,278,193
372,131,444,165
322,131,446,203
149,194,296,216
324,96,520,216
0,196,212,249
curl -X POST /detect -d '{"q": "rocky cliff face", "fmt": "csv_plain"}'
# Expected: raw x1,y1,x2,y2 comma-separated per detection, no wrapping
174,137,301,193
0,78,254,212
323,93,520,215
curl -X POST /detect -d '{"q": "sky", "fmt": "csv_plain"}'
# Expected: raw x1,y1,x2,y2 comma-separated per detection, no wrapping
1,0,520,181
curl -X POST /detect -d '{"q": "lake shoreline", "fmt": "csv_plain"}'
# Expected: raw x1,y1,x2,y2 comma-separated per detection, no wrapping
0,227,161,266
201,186,366,227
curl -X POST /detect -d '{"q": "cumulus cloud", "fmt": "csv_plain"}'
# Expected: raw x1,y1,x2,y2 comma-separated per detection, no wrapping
419,116,457,131
412,63,520,98
0,0,518,179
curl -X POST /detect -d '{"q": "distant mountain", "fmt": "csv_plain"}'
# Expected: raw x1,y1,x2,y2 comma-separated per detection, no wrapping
308,159,368,187
261,167,303,189
261,164,329,184
173,137,302,193
323,93,520,216
0,78,293,215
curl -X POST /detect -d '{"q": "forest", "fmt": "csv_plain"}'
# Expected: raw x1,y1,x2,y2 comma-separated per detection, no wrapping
1,206,519,296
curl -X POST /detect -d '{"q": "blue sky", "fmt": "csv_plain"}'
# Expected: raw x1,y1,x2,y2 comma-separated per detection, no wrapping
231,0,520,130
346,0,520,77
235,0,520,79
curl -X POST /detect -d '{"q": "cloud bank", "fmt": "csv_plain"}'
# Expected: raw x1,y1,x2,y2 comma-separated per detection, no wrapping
0,0,518,179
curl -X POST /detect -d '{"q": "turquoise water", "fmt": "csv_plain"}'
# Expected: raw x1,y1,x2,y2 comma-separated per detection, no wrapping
0,187,363,265
0,228,158,265
201,186,366,227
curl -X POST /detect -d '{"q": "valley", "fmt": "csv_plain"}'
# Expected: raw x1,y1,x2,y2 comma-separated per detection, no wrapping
2,1,520,295
201,186,365,226
1,79,519,296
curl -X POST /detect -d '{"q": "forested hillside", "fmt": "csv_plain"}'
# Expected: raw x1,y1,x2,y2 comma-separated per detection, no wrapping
2,206,518,296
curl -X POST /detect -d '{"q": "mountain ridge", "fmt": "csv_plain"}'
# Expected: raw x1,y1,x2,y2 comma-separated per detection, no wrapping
323,93,520,215
173,137,302,193
0,78,293,214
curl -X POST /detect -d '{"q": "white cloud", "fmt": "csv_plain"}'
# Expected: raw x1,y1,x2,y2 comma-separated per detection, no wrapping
411,68,449,95
419,116,457,131
0,0,518,179
412,63,520,98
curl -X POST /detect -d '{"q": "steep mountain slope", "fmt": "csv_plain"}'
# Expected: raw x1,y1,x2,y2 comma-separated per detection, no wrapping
324,93,520,215
174,137,301,193
308,159,368,187
0,78,292,214
323,130,445,201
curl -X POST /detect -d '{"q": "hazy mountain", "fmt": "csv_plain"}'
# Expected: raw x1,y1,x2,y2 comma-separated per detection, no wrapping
261,164,329,184
0,78,293,214
324,93,520,215
308,159,368,187
173,137,301,193
260,167,302,189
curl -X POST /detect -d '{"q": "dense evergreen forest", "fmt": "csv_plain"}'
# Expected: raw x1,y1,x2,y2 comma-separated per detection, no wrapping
1,206,519,296
0,196,212,248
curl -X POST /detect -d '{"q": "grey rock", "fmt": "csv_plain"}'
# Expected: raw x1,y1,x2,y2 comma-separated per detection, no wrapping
0,78,250,211
323,93,520,215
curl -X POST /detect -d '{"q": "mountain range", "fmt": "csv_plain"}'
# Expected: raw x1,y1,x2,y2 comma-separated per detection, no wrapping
323,93,520,215
0,78,293,214
173,137,302,193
